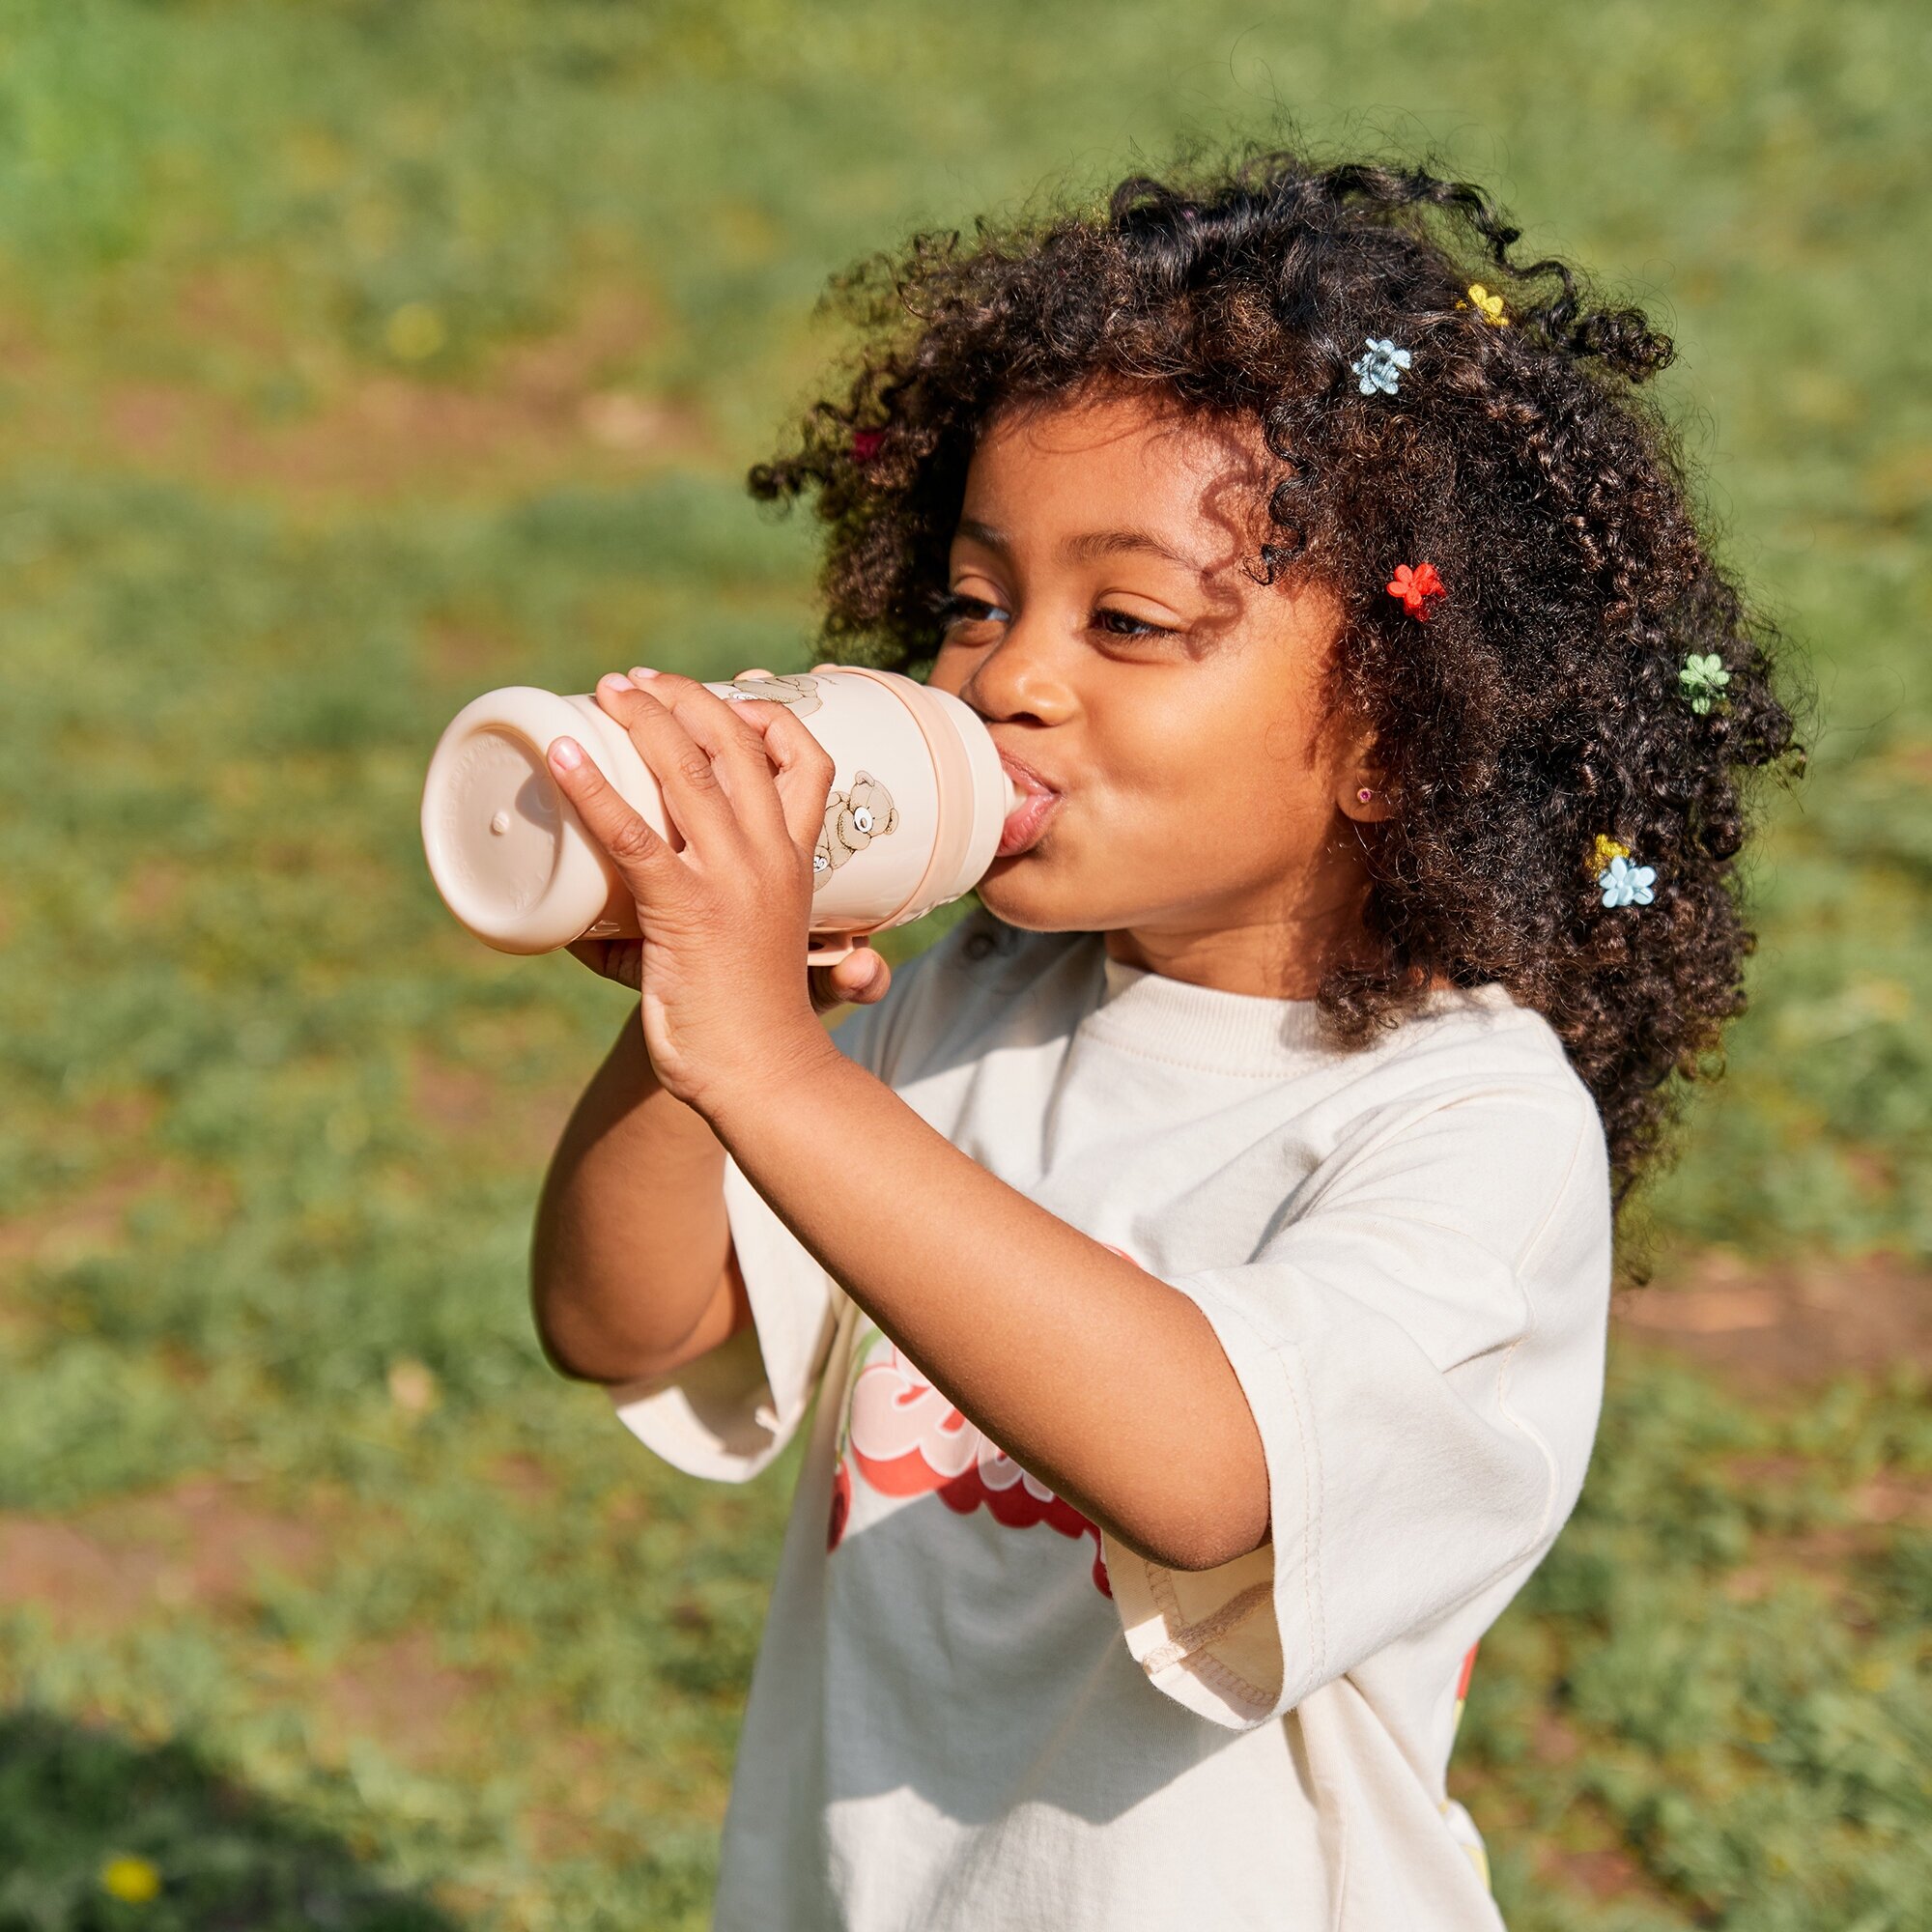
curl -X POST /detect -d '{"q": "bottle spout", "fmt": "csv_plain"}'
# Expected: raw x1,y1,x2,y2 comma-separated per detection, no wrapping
1004,773,1025,814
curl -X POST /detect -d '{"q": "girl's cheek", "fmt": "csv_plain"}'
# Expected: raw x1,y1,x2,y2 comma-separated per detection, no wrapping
927,648,967,697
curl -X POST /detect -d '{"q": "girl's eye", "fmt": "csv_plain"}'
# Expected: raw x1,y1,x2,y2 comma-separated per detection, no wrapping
938,591,1011,627
1093,607,1176,640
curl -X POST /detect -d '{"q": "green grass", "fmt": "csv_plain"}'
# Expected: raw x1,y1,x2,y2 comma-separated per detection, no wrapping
1,0,1927,1924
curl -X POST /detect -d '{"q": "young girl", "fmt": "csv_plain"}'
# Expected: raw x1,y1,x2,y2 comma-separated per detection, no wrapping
529,150,1801,1929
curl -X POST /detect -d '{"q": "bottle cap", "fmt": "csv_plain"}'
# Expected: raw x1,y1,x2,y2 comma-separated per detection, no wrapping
420,686,646,954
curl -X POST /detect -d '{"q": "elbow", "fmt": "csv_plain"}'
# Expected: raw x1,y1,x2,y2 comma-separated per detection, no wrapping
1103,1420,1271,1573
527,1248,743,1389
536,1330,637,1388
1137,1527,1269,1576
528,1262,587,1382
1105,1499,1271,1576
536,1324,672,1390
530,1305,639,1387
528,1268,662,1388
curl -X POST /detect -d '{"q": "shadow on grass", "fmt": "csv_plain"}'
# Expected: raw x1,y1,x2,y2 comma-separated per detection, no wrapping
0,1707,458,1932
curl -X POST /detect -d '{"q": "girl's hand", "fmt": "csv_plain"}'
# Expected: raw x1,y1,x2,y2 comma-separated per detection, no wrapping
546,669,889,1113
566,931,894,1017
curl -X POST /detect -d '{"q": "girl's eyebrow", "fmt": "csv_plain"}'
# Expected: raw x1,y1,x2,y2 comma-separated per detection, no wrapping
955,517,1206,576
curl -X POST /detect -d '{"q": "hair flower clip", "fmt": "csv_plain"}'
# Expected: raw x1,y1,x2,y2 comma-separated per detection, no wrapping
1598,853,1657,909
850,428,885,464
1351,336,1411,395
1386,560,1446,620
1678,652,1731,715
1463,284,1509,327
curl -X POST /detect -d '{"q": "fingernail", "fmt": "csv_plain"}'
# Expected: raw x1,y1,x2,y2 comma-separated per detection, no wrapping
598,671,633,695
549,737,582,771
627,666,660,680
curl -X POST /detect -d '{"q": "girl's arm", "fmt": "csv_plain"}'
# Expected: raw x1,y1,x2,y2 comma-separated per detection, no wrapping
706,1042,1270,1574
529,1012,746,1385
544,670,1268,1575
530,954,892,1384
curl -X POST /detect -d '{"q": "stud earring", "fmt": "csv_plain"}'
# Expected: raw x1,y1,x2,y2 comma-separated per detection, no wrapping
1357,787,1375,804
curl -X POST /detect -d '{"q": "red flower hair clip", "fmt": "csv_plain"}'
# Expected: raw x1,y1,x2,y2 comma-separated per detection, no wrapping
1386,560,1446,621
850,428,885,464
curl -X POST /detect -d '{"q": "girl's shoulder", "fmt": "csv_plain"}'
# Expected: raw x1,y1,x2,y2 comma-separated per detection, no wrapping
1327,986,1611,1225
1391,982,1600,1118
1378,980,1590,1086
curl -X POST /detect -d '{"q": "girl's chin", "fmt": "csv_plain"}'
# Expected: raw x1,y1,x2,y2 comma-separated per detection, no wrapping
975,858,1131,935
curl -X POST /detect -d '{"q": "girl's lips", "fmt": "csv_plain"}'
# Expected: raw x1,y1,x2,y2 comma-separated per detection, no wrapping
996,753,1061,859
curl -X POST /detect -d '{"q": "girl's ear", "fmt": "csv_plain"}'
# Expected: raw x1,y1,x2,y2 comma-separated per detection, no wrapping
1337,725,1394,824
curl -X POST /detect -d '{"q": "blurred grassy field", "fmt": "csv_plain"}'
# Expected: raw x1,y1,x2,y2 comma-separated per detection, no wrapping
1,1,1927,1925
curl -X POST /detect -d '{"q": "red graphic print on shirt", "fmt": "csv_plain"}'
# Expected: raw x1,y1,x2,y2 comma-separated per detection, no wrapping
827,1335,1112,1598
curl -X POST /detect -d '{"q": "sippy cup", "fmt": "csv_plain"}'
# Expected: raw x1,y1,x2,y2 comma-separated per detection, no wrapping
420,667,1020,962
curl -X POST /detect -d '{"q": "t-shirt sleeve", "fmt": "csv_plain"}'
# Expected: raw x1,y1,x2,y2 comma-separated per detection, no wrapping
607,997,895,1483
1103,1080,1613,1730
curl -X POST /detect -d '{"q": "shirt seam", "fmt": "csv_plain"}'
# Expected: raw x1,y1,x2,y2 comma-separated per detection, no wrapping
1280,1334,1327,1681
1140,1564,1277,1711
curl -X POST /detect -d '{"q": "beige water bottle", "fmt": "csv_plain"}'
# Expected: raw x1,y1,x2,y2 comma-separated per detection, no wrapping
421,668,1019,962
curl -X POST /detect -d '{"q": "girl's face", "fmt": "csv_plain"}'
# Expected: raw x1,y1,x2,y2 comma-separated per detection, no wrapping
929,390,1387,992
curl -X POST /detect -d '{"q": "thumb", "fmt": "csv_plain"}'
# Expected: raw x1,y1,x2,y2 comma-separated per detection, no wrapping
810,946,891,1013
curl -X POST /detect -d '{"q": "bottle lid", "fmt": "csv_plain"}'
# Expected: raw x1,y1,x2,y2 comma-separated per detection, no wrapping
420,686,616,954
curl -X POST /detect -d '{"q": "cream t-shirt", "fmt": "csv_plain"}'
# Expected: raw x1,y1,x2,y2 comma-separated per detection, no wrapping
611,911,1613,1931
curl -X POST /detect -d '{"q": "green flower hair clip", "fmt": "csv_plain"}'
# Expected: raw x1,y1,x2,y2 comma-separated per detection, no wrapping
1679,652,1731,715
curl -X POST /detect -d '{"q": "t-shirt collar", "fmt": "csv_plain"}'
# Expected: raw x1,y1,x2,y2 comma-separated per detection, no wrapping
1090,944,1510,1076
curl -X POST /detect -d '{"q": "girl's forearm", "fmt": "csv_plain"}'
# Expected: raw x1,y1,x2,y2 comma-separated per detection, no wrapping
707,1036,1268,1573
530,1016,746,1383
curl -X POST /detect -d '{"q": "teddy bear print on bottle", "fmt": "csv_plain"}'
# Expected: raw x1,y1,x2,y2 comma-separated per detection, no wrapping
814,772,898,891
723,670,824,717
723,674,901,894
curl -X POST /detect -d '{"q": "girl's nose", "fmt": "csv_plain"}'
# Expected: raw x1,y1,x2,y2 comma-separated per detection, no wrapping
960,628,1077,729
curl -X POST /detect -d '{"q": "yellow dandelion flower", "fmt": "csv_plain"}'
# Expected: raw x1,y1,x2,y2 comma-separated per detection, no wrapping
99,1855,162,1904
1466,284,1509,327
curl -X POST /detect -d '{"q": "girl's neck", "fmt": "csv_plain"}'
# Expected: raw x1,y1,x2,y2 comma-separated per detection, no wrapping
1104,923,1453,1002
1100,836,1419,1002
1104,917,1351,1002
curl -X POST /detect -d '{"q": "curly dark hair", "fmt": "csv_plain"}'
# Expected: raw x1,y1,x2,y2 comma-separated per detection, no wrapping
748,145,1808,1218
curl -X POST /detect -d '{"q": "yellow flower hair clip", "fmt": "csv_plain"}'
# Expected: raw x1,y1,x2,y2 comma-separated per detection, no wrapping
1588,834,1630,875
1463,284,1509,327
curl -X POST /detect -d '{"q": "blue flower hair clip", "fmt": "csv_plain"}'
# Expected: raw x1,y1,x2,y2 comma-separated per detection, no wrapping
1351,337,1412,396
1593,836,1657,909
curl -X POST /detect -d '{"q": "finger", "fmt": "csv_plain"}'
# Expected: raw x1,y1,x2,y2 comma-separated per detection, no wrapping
617,669,790,845
809,947,891,1012
836,948,892,1005
545,735,676,898
719,694,838,856
588,674,742,852
565,937,642,990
